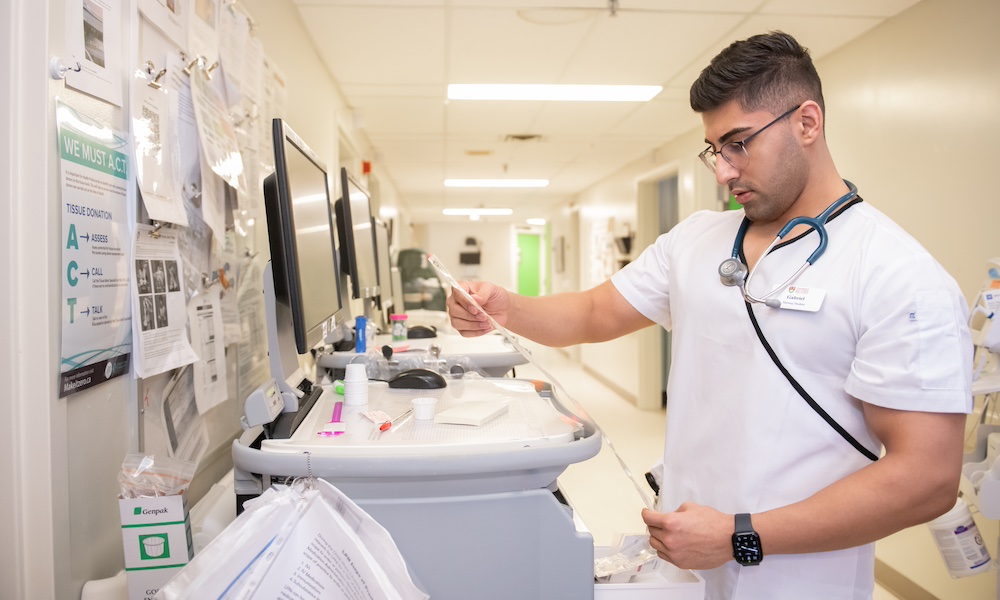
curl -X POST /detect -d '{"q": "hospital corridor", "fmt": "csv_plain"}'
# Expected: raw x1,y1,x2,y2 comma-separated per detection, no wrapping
3,0,1000,598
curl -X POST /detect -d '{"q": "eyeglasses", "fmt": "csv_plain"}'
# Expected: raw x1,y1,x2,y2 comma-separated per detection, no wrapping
698,104,801,173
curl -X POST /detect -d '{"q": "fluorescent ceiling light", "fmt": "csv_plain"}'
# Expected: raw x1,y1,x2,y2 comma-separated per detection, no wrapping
442,208,513,216
445,179,548,188
448,84,662,102
526,218,546,226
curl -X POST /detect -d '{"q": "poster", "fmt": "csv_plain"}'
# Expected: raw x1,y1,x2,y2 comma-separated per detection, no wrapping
57,101,132,397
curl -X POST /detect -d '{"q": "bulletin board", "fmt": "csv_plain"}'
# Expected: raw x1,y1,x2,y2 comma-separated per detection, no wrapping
56,0,289,500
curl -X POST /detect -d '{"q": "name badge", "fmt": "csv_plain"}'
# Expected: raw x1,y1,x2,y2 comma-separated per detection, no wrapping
776,286,825,312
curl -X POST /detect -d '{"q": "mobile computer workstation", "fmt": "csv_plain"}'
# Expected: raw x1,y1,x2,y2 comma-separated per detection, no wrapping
234,118,602,599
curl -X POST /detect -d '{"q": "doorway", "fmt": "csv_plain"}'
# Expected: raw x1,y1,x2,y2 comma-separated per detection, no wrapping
658,176,679,407
634,169,680,411
517,233,542,296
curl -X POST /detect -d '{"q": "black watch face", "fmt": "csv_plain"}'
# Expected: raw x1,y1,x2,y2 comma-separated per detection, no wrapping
733,532,762,565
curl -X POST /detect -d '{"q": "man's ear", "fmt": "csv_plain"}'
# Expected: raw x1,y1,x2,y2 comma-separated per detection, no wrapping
797,101,824,146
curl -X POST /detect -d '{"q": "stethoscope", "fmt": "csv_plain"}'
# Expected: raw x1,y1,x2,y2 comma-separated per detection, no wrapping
718,180,858,308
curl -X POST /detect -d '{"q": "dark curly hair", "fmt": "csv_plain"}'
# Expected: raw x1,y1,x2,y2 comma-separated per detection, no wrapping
690,31,824,117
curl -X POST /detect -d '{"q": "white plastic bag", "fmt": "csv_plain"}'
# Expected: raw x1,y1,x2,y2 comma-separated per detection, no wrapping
157,478,427,600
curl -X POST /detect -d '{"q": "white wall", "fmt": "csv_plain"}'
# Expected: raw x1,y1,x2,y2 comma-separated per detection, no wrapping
416,221,516,290
2,1,62,597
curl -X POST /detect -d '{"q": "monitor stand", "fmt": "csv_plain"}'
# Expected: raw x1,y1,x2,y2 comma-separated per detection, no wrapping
262,261,315,425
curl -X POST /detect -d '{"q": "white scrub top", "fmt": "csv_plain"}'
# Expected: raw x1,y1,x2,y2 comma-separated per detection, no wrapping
612,201,972,600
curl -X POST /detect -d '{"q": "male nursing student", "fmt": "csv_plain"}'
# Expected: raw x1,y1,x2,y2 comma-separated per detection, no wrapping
447,31,972,600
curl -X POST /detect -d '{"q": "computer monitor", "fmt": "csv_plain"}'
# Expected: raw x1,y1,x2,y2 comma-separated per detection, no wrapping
335,168,380,300
373,218,394,317
263,119,346,354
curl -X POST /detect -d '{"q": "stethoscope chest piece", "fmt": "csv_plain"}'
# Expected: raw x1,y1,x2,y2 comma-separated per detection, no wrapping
718,258,747,287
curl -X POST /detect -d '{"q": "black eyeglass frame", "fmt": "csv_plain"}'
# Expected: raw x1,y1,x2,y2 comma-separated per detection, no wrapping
698,104,802,173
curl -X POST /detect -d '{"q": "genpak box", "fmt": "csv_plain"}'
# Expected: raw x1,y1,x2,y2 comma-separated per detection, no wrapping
119,494,193,600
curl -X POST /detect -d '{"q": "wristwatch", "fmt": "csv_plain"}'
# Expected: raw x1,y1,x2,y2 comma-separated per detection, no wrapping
732,513,763,566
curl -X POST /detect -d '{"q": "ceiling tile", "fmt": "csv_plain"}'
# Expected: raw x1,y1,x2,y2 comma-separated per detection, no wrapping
610,98,701,137
448,7,593,82
561,11,747,85
667,14,886,89
445,100,544,135
759,0,922,18
298,5,447,85
349,96,446,135
529,102,645,136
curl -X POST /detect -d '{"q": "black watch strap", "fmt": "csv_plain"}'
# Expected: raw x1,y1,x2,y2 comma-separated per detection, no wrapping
735,512,753,533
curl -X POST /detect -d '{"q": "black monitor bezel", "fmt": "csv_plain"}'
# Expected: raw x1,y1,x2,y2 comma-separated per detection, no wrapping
263,119,346,354
372,217,393,314
335,167,381,300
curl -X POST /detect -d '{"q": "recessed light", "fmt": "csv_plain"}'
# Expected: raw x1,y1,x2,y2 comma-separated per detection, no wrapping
448,84,662,102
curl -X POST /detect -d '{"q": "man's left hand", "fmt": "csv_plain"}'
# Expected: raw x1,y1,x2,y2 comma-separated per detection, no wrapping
641,502,733,570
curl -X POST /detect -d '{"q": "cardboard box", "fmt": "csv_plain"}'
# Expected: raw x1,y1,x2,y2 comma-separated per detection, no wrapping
119,495,193,600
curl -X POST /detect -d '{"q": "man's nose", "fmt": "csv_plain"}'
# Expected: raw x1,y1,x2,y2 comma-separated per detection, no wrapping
714,156,739,185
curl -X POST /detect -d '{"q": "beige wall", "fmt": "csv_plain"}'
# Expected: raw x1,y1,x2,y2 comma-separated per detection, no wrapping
821,0,1000,301
823,2,1000,597
241,0,411,255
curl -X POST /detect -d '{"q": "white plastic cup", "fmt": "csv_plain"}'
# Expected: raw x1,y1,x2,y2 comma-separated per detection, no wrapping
345,363,368,382
342,381,368,393
927,497,993,578
412,397,437,420
342,380,368,406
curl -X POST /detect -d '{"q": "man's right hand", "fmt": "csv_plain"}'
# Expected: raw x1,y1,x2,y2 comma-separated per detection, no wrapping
447,281,511,337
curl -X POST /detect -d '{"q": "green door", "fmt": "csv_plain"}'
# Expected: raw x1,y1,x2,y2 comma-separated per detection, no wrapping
517,233,541,297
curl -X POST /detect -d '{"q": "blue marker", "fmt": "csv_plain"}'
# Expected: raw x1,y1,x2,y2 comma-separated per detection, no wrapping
355,316,367,353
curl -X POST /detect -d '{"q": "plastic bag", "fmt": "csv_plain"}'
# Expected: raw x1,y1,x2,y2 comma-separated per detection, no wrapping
594,534,660,583
118,453,197,498
157,478,428,600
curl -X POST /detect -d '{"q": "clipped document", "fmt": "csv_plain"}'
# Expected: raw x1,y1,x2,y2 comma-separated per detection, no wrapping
132,224,199,378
